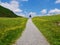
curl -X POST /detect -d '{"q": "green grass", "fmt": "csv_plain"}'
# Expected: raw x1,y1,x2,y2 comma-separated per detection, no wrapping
0,17,28,45
32,15,60,45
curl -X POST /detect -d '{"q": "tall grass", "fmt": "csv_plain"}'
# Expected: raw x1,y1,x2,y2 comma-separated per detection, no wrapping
32,15,60,45
0,17,27,45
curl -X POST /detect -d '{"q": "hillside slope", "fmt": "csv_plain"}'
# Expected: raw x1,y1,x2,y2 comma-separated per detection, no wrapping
0,5,18,17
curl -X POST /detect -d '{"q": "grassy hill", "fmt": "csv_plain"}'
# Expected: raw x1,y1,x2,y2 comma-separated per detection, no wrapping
0,5,19,17
0,5,28,45
32,15,60,45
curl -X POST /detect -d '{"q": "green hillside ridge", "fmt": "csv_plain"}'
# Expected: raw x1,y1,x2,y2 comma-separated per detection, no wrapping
0,5,28,45
0,5,20,17
32,15,60,45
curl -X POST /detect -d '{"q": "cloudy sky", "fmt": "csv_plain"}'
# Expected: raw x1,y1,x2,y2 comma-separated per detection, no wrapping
0,0,60,17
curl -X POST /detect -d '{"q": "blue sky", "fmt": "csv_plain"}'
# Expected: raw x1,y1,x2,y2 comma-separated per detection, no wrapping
0,0,60,17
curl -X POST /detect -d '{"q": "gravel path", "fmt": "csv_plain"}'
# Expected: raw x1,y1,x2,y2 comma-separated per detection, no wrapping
14,19,50,45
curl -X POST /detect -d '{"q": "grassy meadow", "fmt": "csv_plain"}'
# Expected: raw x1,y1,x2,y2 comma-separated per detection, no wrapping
0,17,27,45
32,15,60,45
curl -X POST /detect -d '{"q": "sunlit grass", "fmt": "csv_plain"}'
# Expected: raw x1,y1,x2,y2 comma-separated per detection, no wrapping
0,17,28,45
32,15,60,45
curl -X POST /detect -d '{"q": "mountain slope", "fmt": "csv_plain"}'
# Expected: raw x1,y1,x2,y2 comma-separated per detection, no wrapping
0,5,18,17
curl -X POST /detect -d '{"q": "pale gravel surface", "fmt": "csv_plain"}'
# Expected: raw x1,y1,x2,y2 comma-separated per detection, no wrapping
13,19,50,45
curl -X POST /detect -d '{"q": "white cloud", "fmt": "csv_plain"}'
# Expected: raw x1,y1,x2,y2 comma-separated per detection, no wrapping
40,9,47,15
28,12,37,17
16,13,26,17
55,0,60,3
11,0,28,1
22,0,28,1
0,0,22,13
48,8,60,14
40,8,60,16
29,12,36,15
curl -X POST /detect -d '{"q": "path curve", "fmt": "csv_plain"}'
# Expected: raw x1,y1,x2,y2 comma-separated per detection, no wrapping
14,19,50,45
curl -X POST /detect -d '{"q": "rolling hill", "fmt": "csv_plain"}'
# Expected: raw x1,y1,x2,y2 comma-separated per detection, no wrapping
0,5,28,45
0,5,19,17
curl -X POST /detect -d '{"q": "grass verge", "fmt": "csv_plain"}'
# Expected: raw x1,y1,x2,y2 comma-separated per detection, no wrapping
32,15,60,45
0,17,28,45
